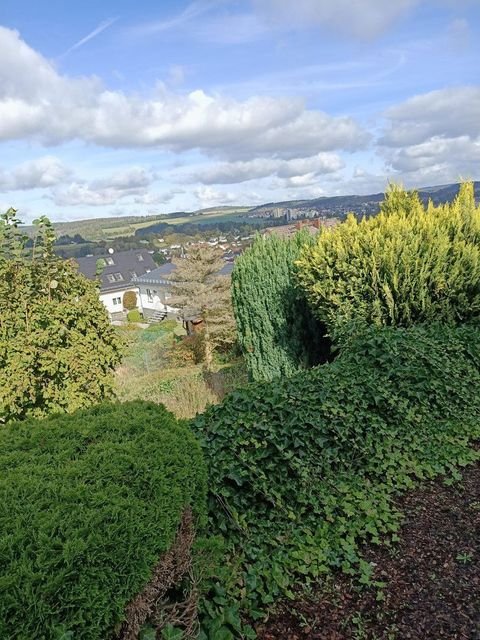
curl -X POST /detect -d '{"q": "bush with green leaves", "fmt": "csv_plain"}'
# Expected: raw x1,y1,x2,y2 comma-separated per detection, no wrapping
296,182,480,341
0,401,206,640
127,308,142,323
193,324,480,624
232,230,329,382
0,209,123,423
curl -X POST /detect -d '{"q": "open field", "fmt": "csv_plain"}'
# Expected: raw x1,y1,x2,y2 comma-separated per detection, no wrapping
22,206,256,242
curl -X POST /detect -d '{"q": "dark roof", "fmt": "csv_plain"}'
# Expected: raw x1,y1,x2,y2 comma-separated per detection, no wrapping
133,262,177,286
133,260,234,286
75,249,157,293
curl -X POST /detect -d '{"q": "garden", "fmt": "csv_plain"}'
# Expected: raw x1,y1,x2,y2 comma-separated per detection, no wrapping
0,183,479,639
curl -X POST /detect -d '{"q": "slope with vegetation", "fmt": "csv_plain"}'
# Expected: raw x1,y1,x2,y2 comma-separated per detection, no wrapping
193,324,480,636
1,182,480,639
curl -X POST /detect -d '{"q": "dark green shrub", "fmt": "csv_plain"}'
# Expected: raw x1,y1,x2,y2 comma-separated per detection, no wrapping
232,230,329,382
0,401,206,640
193,324,480,614
127,308,142,323
123,290,138,310
296,183,480,341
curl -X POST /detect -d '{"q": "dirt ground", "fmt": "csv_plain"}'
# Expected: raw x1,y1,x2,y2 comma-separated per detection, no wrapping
257,462,480,640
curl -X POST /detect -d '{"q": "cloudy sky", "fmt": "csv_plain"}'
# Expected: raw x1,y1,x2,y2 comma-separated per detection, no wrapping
0,0,479,222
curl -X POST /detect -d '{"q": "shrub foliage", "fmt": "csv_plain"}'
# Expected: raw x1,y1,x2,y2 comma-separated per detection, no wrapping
296,183,480,340
0,210,123,423
232,230,328,381
194,324,480,619
123,290,138,310
0,401,206,640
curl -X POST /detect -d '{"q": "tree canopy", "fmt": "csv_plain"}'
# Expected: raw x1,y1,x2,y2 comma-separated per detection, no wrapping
0,209,123,423
232,230,328,381
170,246,236,369
296,182,480,341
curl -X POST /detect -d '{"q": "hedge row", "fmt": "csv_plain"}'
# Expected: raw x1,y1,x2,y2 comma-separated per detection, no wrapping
194,324,480,612
0,401,206,640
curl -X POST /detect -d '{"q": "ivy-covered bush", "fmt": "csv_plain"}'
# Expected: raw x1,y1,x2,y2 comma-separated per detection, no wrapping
193,324,480,617
0,210,123,423
232,230,328,382
296,183,480,341
0,401,206,640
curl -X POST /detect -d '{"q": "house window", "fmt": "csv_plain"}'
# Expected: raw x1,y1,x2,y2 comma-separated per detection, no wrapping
146,288,153,303
105,257,115,265
112,297,122,306
113,273,124,282
129,270,137,278
106,274,115,283
137,254,144,262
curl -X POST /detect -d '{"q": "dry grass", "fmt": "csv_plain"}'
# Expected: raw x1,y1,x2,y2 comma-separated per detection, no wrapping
114,320,247,419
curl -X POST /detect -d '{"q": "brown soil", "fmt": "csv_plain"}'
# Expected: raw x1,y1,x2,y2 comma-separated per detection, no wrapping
115,509,195,640
257,462,480,640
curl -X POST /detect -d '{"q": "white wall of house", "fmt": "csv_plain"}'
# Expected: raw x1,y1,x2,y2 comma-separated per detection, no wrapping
99,287,143,315
138,284,177,315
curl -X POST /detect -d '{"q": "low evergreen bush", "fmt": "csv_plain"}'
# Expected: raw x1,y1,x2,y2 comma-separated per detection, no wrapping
193,324,480,625
0,401,206,640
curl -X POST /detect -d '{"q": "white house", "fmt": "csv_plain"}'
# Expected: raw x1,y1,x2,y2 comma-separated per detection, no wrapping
133,263,179,320
133,261,234,321
75,249,157,320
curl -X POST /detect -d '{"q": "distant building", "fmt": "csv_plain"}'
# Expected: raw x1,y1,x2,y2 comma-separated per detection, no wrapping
75,249,156,320
264,217,340,239
134,261,234,323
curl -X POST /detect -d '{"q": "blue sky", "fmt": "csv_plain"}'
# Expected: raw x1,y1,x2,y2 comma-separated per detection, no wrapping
0,0,479,222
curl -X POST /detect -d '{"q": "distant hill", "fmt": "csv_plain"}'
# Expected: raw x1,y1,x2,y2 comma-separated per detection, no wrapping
20,181,479,242
249,181,480,218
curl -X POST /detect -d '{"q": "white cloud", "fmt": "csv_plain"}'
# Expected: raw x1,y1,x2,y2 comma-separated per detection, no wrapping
193,153,344,184
194,186,239,209
253,0,419,39
381,86,480,147
130,1,223,36
0,27,368,158
380,86,480,182
59,17,118,58
0,156,71,191
50,166,156,206
133,189,182,205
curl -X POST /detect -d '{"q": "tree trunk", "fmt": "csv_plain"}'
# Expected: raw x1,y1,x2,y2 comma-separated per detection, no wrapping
203,315,213,372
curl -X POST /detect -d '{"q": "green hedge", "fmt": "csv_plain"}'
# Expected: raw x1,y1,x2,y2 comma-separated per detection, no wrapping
0,401,206,640
193,324,480,614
